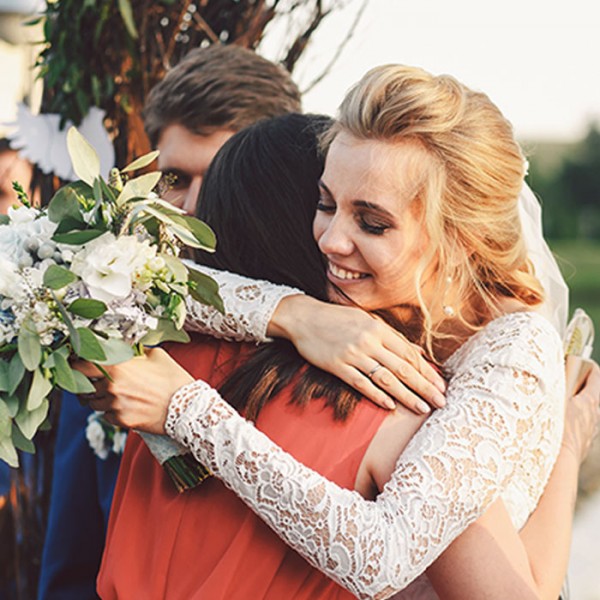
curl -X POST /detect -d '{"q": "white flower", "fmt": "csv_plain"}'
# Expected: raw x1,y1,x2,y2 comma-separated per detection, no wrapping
0,210,57,268
85,414,109,460
7,205,38,224
0,257,20,298
70,233,157,303
0,224,28,267
112,429,128,454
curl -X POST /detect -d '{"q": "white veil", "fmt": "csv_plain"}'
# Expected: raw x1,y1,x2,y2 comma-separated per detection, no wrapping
518,183,569,337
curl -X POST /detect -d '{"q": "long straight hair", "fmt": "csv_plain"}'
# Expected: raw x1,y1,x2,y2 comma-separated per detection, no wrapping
195,113,362,421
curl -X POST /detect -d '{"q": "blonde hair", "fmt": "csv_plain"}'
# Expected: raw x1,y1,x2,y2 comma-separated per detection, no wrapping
327,64,543,354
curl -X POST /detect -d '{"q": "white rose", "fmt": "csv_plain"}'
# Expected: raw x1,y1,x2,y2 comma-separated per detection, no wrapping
71,233,157,303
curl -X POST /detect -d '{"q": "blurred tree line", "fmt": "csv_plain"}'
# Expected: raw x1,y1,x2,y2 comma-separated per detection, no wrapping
526,122,600,241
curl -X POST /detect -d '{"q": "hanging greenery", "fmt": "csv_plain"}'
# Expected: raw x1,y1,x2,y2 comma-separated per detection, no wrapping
34,0,358,165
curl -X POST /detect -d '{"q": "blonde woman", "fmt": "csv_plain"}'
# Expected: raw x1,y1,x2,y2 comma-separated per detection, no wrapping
84,66,599,599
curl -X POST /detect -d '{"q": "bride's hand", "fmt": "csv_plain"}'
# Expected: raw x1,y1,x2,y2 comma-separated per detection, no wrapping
562,361,600,463
268,295,447,413
73,348,194,435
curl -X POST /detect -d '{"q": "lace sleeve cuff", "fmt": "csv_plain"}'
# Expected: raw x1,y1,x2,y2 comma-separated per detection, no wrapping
184,263,303,343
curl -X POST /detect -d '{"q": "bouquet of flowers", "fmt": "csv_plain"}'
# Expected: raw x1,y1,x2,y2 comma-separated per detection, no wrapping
0,127,222,471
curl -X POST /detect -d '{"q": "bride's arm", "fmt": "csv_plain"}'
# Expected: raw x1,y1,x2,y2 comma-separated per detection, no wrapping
79,313,564,598
427,364,600,600
165,313,564,599
185,265,446,412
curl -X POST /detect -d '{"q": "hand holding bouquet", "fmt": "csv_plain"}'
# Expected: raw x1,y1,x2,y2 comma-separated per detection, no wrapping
0,128,222,467
564,308,595,397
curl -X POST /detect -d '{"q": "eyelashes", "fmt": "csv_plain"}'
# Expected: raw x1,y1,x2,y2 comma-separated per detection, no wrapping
316,201,390,236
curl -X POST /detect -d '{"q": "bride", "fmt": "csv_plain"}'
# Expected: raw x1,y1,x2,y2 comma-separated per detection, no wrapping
82,65,599,598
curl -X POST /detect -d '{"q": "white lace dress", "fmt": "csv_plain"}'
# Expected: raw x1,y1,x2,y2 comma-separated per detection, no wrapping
180,268,565,600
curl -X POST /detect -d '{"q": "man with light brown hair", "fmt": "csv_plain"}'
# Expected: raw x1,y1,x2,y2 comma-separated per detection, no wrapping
144,44,302,214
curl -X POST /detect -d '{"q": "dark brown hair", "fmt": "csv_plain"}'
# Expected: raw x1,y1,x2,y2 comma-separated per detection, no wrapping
144,45,301,146
196,114,362,421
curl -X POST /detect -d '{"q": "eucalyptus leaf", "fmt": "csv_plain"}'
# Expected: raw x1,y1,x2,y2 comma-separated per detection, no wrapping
0,214,9,225
170,223,206,249
0,361,8,392
48,183,88,224
52,228,105,245
75,329,107,362
140,319,191,346
71,370,96,394
135,204,176,227
117,172,161,205
95,338,134,365
54,215,89,234
162,254,188,283
173,298,186,330
0,435,18,467
27,368,53,411
122,150,160,173
53,352,77,393
44,265,78,290
18,322,42,371
68,298,107,319
0,401,11,438
66,127,101,186
143,197,186,215
8,353,25,396
172,215,217,251
15,398,49,440
1,393,18,418
12,423,35,454
187,266,225,313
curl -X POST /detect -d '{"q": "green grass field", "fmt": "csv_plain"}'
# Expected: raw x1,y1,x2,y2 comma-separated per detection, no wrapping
549,240,600,362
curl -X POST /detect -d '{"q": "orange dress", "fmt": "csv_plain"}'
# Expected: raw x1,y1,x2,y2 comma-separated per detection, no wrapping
97,335,387,600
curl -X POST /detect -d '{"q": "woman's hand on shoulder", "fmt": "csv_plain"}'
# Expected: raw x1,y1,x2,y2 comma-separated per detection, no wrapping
269,295,447,413
72,348,194,435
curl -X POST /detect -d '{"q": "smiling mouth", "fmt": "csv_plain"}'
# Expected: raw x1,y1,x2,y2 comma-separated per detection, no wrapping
328,261,369,281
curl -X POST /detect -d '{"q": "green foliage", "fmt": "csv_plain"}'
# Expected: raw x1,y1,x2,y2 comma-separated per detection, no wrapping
67,298,108,319
37,0,138,127
551,239,600,363
18,321,42,372
526,122,600,240
43,265,78,289
12,182,31,207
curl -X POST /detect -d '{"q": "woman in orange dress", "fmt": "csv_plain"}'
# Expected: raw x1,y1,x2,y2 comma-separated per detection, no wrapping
96,113,426,599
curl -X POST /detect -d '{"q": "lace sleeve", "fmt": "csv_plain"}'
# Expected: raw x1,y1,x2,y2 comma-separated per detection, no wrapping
184,263,301,342
166,313,565,599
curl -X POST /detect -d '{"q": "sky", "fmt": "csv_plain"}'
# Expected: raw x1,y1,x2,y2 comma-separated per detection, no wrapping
269,0,600,142
1,1,598,142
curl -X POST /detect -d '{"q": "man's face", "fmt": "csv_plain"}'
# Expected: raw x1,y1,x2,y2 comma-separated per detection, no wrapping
157,124,234,215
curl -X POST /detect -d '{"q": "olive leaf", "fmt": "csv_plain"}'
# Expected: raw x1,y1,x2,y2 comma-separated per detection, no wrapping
66,126,101,186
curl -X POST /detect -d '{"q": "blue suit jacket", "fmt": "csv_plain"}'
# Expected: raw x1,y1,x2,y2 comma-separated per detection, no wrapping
37,394,121,600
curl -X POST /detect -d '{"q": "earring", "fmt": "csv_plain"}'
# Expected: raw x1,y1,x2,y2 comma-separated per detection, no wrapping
442,275,455,317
